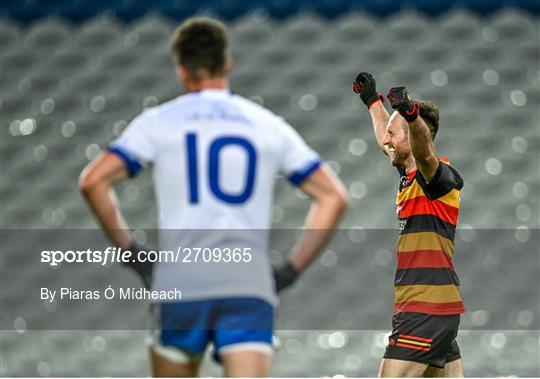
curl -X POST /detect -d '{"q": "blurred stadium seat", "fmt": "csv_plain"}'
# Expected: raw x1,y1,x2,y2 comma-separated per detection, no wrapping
0,8,537,230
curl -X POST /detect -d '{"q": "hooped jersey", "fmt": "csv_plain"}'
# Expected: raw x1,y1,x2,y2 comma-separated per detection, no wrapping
394,158,465,316
108,89,321,304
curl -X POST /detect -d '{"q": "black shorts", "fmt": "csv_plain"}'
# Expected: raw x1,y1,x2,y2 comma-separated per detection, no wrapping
383,312,461,369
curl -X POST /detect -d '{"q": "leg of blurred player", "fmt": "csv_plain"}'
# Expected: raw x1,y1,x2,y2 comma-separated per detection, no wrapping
378,359,429,377
423,359,464,377
221,350,271,377
441,359,464,377
149,347,202,377
379,358,464,378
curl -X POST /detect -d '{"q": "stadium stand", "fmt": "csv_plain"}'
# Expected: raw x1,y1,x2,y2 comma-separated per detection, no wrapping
1,0,540,22
0,2,538,377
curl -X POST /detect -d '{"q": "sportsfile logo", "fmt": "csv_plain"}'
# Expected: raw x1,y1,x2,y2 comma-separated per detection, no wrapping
40,246,254,266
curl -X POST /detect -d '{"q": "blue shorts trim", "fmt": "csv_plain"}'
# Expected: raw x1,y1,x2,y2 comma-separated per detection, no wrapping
157,297,274,359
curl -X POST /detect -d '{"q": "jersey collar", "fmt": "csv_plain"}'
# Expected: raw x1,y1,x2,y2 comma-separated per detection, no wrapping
403,156,450,180
195,88,232,97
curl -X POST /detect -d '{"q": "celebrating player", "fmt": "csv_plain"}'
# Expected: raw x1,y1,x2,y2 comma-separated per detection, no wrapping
353,73,465,377
79,17,348,377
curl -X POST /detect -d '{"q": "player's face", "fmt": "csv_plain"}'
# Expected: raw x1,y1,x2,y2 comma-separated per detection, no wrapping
383,112,411,166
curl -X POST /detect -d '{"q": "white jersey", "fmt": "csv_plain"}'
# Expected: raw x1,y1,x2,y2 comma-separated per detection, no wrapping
109,89,320,305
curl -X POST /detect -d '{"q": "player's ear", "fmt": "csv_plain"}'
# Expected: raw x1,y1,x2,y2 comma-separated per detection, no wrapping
177,65,188,81
177,65,195,90
224,57,233,75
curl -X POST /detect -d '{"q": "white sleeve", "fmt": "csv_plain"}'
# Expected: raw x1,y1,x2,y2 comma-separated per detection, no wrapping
107,111,156,177
276,117,322,186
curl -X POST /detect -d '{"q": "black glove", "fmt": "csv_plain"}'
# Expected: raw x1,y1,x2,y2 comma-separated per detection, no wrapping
387,86,419,122
352,72,384,109
122,243,154,288
273,261,299,293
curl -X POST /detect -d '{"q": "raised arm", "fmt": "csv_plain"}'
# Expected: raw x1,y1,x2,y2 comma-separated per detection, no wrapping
387,86,439,180
273,164,349,292
353,72,390,153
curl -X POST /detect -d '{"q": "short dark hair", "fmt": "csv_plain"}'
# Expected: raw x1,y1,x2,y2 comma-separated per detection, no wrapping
418,100,440,140
170,17,228,79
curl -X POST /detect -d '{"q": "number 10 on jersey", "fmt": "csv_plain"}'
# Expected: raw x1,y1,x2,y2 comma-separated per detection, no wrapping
186,133,257,205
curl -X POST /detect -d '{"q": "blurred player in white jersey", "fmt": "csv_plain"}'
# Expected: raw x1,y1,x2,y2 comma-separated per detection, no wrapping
79,18,348,377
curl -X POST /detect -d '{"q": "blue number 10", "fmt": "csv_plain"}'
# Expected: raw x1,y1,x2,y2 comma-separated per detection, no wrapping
186,133,257,204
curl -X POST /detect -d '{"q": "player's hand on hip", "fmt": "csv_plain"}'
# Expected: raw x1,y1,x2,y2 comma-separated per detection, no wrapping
352,72,384,109
387,86,420,122
122,242,154,288
273,261,299,293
